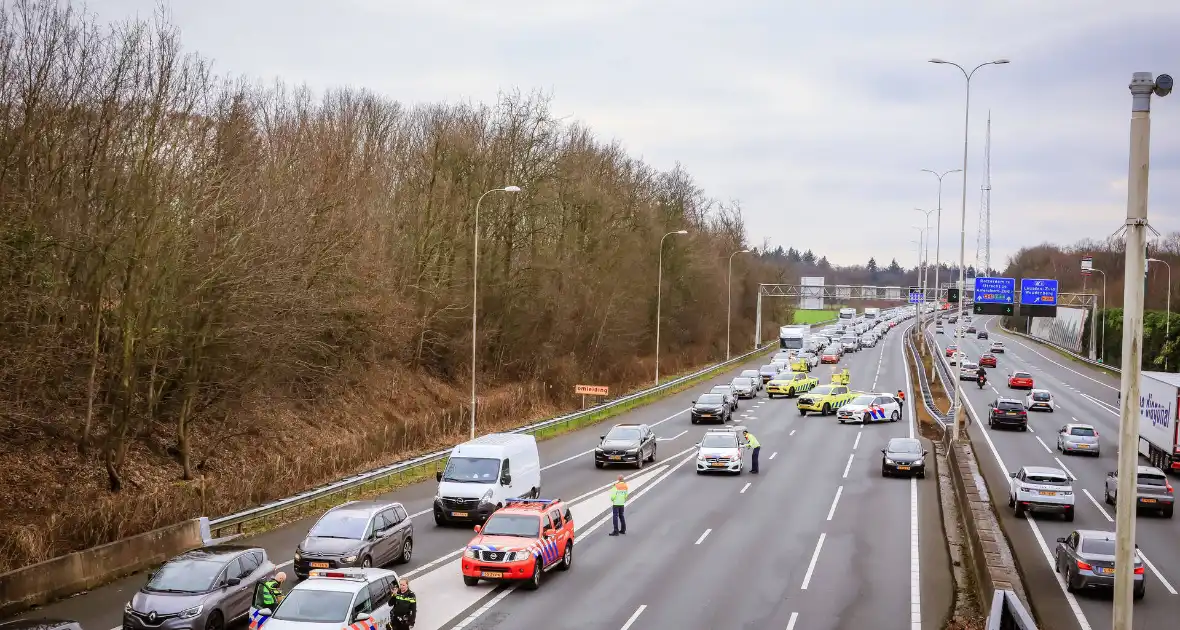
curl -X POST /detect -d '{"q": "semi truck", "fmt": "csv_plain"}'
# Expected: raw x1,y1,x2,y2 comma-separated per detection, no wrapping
863,307,880,320
1138,371,1180,473
838,307,856,320
779,325,810,350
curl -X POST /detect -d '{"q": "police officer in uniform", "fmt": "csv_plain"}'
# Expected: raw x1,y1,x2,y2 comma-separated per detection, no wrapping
389,578,416,630
259,571,286,610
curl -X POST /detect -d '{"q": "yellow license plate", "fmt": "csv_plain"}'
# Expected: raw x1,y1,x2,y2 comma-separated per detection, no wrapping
897,466,910,470
1142,498,1157,503
481,571,503,578
609,456,622,460
1078,444,1090,448
700,414,713,417
1101,568,1114,575
1038,491,1056,496
310,562,329,568
452,511,468,517
711,462,726,467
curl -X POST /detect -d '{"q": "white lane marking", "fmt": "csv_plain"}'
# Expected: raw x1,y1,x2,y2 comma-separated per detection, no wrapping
970,396,1093,630
991,386,999,394
992,325,1117,391
451,585,518,628
826,486,844,521
740,482,752,494
1082,490,1113,522
1140,553,1178,595
853,431,862,450
1081,393,1118,416
910,477,921,630
541,407,690,471
770,452,778,460
1034,436,1052,453
800,532,826,590
790,430,796,436
1071,416,1078,422
695,529,712,545
785,612,799,630
1053,457,1077,481
747,416,758,420
1027,426,1035,434
657,430,687,442
842,453,854,478
620,605,647,630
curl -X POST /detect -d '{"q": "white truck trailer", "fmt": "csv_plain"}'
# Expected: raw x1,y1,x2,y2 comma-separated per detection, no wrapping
1138,371,1180,473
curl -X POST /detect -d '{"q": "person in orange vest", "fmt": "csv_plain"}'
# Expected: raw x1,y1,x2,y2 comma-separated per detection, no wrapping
896,389,906,409
608,475,628,536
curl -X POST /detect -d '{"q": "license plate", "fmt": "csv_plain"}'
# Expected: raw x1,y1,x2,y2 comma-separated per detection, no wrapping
711,462,726,467
1078,444,1090,448
609,455,622,460
452,511,468,517
1141,498,1157,503
700,414,713,418
481,571,503,578
310,562,329,568
1038,491,1056,496
897,466,910,470
1101,567,1114,575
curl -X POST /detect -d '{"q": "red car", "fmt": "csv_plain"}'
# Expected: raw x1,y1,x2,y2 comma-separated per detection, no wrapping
979,354,997,368
945,345,958,358
1008,371,1034,389
821,351,840,364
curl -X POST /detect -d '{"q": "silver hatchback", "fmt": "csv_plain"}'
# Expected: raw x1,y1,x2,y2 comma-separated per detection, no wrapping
1057,423,1099,456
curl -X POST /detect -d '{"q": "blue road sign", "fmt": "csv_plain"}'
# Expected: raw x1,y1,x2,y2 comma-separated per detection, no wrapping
1020,278,1059,305
909,291,924,304
973,277,1016,304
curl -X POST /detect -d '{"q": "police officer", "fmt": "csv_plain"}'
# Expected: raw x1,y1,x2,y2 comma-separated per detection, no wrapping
608,475,628,536
389,578,416,630
259,571,286,610
744,430,761,473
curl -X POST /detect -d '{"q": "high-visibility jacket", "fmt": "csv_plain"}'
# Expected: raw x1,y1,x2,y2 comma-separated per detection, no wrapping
260,579,281,608
745,433,760,449
610,482,629,505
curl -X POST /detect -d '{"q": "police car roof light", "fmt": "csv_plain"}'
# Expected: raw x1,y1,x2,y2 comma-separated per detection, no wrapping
308,569,367,580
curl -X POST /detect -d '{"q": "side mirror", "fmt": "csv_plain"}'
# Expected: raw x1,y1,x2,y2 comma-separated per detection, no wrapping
923,450,929,456
258,609,273,617
1056,537,1067,544
1108,471,1116,477
880,448,887,454
227,577,241,586
501,474,512,486
354,613,371,623
599,435,605,440
1009,471,1017,478
435,471,442,482
473,524,482,533
695,442,701,447
544,528,556,538
691,400,696,404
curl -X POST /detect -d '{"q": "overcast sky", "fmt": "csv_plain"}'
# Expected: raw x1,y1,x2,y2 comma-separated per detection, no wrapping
90,0,1180,270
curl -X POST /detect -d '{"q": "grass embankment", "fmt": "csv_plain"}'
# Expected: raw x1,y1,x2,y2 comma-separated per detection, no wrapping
792,309,840,324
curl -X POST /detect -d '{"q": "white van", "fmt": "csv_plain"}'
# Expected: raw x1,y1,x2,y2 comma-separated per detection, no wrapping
433,433,541,526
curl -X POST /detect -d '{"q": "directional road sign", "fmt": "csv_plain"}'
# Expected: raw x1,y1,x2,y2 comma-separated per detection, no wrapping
1020,278,1058,305
973,277,1016,304
908,288,924,304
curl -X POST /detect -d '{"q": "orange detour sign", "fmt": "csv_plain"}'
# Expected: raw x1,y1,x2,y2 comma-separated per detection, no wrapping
575,385,609,396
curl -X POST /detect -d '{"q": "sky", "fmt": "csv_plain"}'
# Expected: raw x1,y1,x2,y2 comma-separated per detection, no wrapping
88,0,1180,270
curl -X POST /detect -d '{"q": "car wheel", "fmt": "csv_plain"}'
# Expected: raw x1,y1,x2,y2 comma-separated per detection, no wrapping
557,542,573,571
988,418,995,429
799,409,807,416
1014,502,1025,517
523,560,542,590
635,454,644,469
396,537,413,564
1020,424,1028,432
768,393,775,399
822,403,830,416
863,413,872,424
205,611,224,630
648,445,657,462
1064,507,1074,522
1164,506,1174,519
1008,493,1015,508
881,465,889,477
361,556,372,569
434,511,445,526
595,461,604,468
463,575,480,586
891,411,900,422
692,417,699,424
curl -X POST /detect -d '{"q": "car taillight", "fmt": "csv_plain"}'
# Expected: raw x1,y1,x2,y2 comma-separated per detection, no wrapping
1167,481,1174,493
1019,411,1027,416
1077,561,1092,571
1135,566,1145,575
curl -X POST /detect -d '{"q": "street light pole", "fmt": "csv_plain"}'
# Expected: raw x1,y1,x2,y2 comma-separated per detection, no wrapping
1091,268,1107,363
913,227,927,337
921,168,962,291
915,208,935,290
1112,71,1170,630
727,249,751,360
655,230,689,385
470,185,522,439
1147,258,1172,371
929,57,1009,443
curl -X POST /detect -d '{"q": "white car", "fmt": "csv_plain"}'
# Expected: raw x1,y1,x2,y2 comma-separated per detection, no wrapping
1025,389,1055,412
1008,466,1074,521
695,429,744,474
958,362,980,380
255,568,399,630
990,341,1005,353
837,393,902,424
948,352,966,366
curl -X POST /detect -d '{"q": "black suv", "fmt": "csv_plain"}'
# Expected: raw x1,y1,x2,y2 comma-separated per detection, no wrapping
595,423,657,468
988,398,1028,430
977,330,989,339
691,393,731,424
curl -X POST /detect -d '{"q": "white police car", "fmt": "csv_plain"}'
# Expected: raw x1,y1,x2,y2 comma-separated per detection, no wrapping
249,568,398,630
836,393,901,424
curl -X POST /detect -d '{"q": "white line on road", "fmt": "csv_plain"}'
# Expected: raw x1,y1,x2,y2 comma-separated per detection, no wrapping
746,416,758,420
785,612,799,630
769,451,778,460
619,605,647,630
842,453,854,478
826,486,844,521
657,430,687,442
1082,489,1113,522
695,529,712,545
1081,393,1118,416
910,477,921,630
740,482,752,494
1034,436,1052,453
990,386,999,394
452,585,518,628
1053,457,1077,481
800,533,826,590
853,431,862,450
790,430,796,436
1027,426,1035,433
1140,553,1178,595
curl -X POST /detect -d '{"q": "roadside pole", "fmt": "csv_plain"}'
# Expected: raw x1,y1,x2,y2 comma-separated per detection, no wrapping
1112,71,1171,630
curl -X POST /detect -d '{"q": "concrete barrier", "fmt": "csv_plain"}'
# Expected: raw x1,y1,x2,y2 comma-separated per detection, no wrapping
0,518,206,617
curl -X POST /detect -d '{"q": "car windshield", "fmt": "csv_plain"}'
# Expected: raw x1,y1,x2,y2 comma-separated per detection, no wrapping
1014,372,1031,379
1026,474,1069,485
1032,392,1051,401
998,401,1023,410
849,395,875,405
145,558,224,593
1069,427,1096,436
887,439,921,454
948,346,957,350
441,457,500,483
697,394,724,405
732,379,752,388
842,336,856,343
993,343,1004,347
1080,538,1117,556
700,433,738,448
962,363,978,370
480,513,540,537
606,427,642,441
710,387,731,395
811,386,833,396
271,589,354,623
982,354,994,359
1138,473,1168,486
308,511,369,539
740,370,759,378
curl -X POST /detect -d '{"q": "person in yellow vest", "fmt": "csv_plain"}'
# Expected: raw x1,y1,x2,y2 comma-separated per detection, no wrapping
608,475,628,536
744,430,761,474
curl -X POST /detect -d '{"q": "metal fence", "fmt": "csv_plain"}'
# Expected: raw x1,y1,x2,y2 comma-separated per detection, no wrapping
904,327,948,428
207,324,836,537
986,589,1038,629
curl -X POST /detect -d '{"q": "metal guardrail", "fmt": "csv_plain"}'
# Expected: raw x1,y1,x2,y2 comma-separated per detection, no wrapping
986,589,1038,629
996,321,1121,374
904,325,947,428
207,322,836,536
924,328,960,419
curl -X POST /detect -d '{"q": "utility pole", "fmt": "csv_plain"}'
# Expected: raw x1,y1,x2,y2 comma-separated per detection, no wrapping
1112,71,1171,630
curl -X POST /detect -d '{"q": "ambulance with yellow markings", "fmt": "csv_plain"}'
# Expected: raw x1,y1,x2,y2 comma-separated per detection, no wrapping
766,371,818,399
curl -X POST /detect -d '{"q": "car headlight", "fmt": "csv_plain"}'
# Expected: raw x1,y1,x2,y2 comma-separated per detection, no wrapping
294,550,302,561
594,448,604,454
177,605,203,620
913,459,924,466
125,601,134,614
884,458,896,465
464,548,476,559
342,554,358,563
481,489,494,504
626,448,639,454
508,551,527,561
1020,487,1032,494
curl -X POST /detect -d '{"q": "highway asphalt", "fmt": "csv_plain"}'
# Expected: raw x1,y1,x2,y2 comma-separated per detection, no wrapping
928,314,1179,630
11,318,952,630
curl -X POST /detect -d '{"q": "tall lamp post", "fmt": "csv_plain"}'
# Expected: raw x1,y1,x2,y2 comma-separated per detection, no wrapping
470,185,521,439
915,208,936,290
1090,267,1108,363
727,248,751,360
920,168,962,292
655,230,689,385
929,57,1009,443
913,226,928,339
1147,257,1172,371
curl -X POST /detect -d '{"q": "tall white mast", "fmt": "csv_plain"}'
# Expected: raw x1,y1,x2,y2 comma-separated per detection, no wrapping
975,112,992,275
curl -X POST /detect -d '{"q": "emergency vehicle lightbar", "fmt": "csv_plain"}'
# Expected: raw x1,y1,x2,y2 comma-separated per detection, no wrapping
504,498,560,506
308,568,369,580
